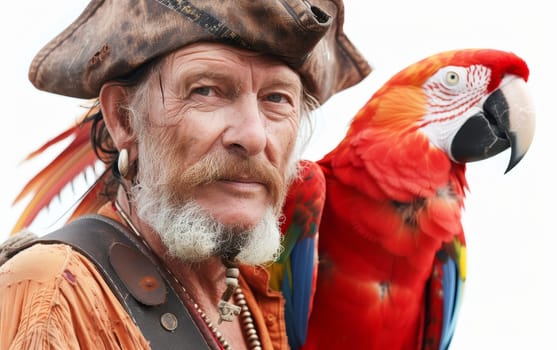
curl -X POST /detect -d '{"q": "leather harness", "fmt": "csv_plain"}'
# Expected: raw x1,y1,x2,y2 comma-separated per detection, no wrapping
7,215,219,349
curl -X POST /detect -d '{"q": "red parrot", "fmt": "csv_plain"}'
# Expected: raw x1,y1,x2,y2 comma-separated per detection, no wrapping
299,48,535,349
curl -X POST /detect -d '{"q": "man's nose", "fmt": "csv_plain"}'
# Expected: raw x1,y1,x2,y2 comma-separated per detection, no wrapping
222,96,267,157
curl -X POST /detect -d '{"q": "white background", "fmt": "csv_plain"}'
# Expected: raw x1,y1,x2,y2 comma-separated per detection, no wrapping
0,1,553,349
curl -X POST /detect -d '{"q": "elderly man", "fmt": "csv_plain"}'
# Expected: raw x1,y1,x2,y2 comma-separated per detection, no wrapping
0,0,370,349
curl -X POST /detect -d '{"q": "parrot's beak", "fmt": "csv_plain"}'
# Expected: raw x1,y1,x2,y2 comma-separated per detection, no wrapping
450,75,536,173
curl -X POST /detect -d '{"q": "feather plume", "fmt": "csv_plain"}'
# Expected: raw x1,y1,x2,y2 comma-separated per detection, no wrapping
11,103,106,234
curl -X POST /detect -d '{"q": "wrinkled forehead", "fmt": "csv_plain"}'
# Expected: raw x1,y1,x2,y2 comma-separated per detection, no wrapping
159,42,303,86
165,42,298,70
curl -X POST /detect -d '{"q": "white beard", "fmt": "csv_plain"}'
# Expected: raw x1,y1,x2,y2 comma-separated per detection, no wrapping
133,185,282,265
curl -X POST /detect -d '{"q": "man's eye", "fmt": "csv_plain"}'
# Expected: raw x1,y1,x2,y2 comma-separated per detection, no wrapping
192,86,213,96
266,93,287,103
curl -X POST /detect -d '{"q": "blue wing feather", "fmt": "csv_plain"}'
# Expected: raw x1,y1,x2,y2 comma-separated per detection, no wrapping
268,160,325,350
439,255,463,349
424,238,466,350
439,239,466,350
283,236,317,349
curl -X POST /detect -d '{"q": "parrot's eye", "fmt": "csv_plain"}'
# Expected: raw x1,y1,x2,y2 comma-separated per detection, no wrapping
445,71,460,86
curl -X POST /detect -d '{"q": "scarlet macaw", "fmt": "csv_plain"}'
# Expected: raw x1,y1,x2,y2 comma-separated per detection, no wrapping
291,48,535,349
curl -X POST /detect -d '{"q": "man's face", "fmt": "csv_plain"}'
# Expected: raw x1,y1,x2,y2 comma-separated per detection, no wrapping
129,43,303,261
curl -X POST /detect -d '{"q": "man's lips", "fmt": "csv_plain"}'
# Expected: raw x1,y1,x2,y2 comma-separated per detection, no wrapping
221,177,266,186
214,177,268,194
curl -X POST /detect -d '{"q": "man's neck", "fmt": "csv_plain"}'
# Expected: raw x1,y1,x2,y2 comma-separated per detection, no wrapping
137,215,249,349
167,255,228,305
114,192,250,349
114,191,227,308
128,221,227,302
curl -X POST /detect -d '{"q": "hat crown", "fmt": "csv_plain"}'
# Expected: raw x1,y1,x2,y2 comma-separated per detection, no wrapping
29,0,371,105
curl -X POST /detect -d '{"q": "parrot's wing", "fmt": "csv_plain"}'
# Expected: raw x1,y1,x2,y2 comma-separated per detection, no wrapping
267,160,326,350
11,103,105,234
424,236,466,350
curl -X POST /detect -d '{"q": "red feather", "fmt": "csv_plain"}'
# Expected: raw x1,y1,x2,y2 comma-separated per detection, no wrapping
11,104,103,234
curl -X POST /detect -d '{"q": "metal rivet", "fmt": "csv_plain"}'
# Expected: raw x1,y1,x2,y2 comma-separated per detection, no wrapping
160,312,178,331
139,275,159,291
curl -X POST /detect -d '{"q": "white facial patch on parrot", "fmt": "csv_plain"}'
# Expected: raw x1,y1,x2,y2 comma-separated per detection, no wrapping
420,64,492,157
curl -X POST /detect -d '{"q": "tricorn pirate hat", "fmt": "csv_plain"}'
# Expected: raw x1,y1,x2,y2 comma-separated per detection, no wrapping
29,0,371,105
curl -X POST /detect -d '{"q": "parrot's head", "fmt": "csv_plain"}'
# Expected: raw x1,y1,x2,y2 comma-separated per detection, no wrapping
370,48,535,173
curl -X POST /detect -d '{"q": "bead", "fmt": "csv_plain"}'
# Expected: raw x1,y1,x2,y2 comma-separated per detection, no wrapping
225,277,239,288
226,267,240,278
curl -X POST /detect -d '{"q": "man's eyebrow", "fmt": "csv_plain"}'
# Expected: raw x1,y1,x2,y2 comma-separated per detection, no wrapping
179,69,232,83
270,76,302,86
265,76,303,94
175,67,301,94
175,69,239,95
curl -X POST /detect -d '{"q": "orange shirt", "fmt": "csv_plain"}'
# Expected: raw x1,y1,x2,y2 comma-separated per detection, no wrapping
0,203,289,350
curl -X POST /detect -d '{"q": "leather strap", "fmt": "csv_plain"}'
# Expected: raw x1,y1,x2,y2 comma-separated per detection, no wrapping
36,215,217,350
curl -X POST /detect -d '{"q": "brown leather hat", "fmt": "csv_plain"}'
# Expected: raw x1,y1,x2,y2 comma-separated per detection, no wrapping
28,0,371,105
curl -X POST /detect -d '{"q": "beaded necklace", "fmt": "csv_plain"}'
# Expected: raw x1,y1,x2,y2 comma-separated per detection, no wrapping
114,200,262,350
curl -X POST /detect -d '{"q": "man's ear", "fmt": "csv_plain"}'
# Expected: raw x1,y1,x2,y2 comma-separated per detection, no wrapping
99,82,137,159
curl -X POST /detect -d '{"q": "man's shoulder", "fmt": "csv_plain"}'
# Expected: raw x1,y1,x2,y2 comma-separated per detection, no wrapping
0,242,76,286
